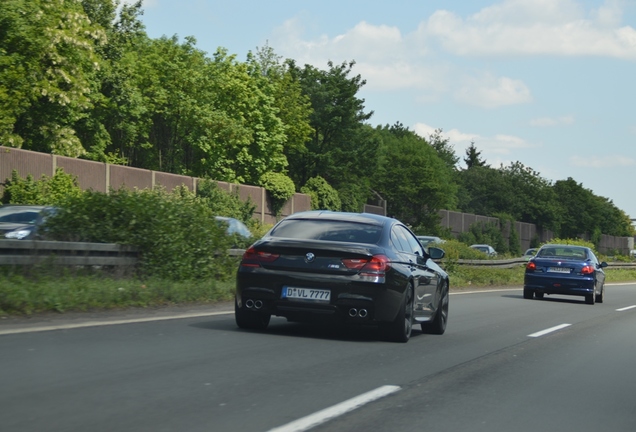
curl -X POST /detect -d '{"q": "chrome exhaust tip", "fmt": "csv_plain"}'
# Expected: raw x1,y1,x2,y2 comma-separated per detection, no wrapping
349,308,358,317
358,309,368,318
245,299,255,309
254,300,263,309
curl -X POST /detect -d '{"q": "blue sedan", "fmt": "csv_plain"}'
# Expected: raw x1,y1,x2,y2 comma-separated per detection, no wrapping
524,244,608,304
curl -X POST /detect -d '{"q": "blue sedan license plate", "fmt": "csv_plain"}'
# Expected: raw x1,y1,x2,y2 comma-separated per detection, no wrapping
548,267,571,273
282,287,331,301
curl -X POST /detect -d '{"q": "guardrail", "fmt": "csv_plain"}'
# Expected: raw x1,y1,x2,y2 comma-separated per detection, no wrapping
2,241,635,269
453,257,636,269
0,239,137,266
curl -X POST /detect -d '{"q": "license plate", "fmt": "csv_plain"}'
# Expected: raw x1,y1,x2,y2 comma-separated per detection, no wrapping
548,267,571,273
282,287,331,301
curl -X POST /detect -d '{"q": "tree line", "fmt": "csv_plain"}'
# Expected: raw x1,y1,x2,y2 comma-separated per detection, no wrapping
1,0,633,240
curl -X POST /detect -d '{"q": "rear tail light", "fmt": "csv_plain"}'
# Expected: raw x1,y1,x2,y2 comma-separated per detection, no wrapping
581,265,594,275
240,246,280,267
361,255,390,273
342,258,368,270
357,255,390,282
526,261,536,271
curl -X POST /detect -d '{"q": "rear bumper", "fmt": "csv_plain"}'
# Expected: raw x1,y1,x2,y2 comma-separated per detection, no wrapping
524,273,596,297
236,273,404,324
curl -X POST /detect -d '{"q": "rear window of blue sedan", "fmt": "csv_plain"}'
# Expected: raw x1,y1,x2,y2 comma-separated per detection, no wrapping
269,220,382,244
537,247,588,259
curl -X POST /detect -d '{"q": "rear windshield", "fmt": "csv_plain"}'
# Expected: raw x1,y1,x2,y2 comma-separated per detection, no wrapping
537,247,587,259
269,219,382,244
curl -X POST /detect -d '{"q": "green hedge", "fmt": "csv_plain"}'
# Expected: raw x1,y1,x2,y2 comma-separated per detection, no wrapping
43,187,235,281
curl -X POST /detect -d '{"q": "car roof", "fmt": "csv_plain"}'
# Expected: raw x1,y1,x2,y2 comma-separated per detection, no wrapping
283,211,395,227
539,244,589,250
0,204,50,210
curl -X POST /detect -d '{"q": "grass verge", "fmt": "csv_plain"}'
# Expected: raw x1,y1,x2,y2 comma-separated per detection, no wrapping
0,271,236,315
1,265,635,316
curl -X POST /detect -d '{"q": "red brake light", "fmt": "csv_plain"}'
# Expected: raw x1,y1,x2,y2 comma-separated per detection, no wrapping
581,265,594,275
241,246,279,267
360,255,390,274
526,261,536,271
342,258,368,270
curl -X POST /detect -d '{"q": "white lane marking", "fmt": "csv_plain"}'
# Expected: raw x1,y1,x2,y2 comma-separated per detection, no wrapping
0,311,233,336
528,323,571,338
616,305,636,312
268,385,401,432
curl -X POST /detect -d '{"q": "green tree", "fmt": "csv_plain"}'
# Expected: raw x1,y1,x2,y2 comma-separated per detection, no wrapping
553,178,634,238
374,124,457,231
288,60,378,209
300,176,341,211
0,0,106,156
499,161,561,232
80,0,150,164
259,172,296,216
429,128,459,171
456,166,511,217
463,142,488,168
251,44,313,174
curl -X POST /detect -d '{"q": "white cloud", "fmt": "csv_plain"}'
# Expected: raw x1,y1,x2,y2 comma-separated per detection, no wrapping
272,19,409,66
424,0,636,59
122,0,157,8
269,0,635,114
592,0,625,27
530,115,575,126
272,19,453,94
413,123,535,167
570,154,636,168
454,74,532,108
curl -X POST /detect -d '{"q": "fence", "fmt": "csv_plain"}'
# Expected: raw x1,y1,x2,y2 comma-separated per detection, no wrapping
438,209,633,256
1,146,633,254
0,146,311,225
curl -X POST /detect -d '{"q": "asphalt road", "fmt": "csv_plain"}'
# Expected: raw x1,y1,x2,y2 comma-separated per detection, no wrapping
2,283,636,432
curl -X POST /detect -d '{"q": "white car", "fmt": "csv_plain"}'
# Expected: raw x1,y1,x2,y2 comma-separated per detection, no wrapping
416,235,444,247
470,244,497,257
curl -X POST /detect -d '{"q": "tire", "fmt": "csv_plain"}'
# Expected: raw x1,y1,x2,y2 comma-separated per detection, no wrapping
595,284,604,303
585,293,595,305
235,298,271,330
382,283,414,343
535,292,544,300
422,283,449,335
523,288,534,299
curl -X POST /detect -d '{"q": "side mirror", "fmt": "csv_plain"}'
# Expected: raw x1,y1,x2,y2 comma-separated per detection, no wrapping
428,246,445,260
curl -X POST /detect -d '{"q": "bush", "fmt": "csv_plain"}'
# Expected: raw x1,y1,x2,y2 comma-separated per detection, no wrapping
44,187,235,281
1,168,82,205
196,178,255,223
300,176,341,211
457,221,508,255
541,237,601,259
259,172,295,216
434,239,489,272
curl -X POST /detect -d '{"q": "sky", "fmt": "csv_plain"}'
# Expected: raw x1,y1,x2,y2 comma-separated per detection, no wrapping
136,0,636,219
